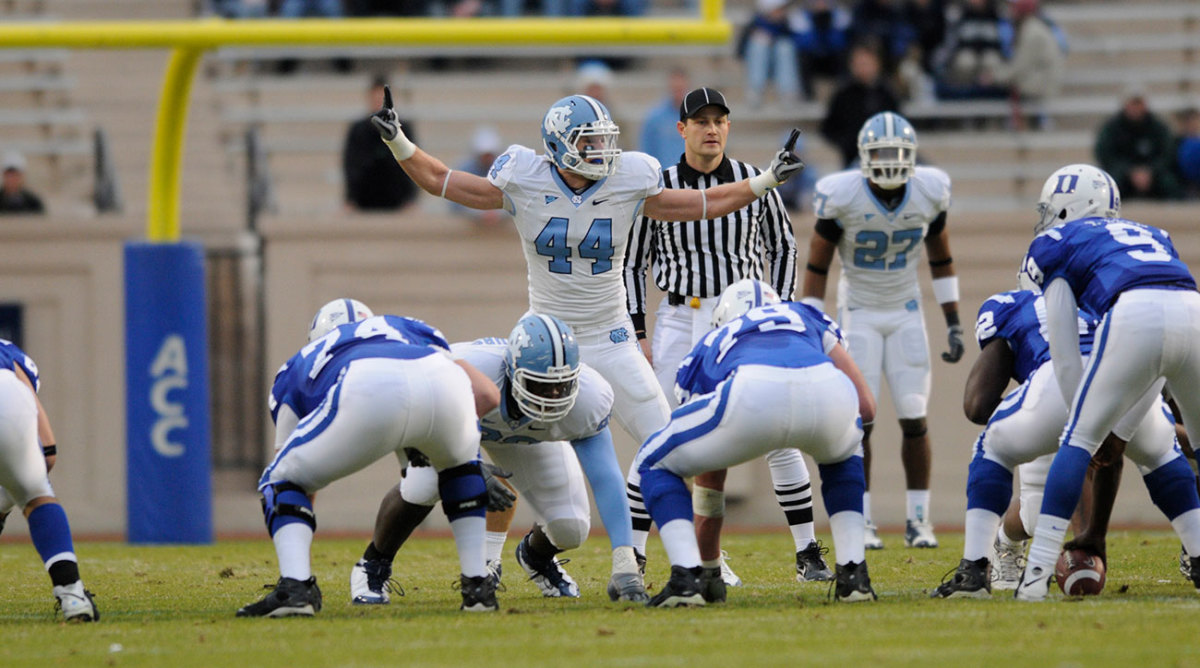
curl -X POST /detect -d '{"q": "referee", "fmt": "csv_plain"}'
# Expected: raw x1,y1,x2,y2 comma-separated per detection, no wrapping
623,87,833,588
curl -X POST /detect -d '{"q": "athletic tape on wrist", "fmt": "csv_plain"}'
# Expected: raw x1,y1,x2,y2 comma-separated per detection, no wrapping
932,276,960,305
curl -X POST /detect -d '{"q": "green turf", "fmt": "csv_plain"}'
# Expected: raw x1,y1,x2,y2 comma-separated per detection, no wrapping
2,531,1198,667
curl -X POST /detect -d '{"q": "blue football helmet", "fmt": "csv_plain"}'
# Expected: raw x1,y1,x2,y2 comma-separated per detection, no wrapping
857,112,917,189
308,298,373,342
1034,163,1120,234
541,94,621,180
504,313,582,421
711,279,781,328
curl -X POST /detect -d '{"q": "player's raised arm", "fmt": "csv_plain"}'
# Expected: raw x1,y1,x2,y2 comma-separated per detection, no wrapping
643,129,805,221
371,86,504,211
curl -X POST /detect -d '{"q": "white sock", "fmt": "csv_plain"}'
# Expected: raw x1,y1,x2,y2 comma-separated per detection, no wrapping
274,523,313,581
1026,513,1070,574
963,508,1001,562
789,521,816,551
450,515,487,578
863,492,873,525
829,510,866,565
485,530,507,563
907,489,931,524
659,519,701,568
998,523,1025,549
1171,508,1200,558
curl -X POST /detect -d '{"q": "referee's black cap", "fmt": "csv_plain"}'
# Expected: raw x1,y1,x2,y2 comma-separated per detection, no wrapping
679,87,731,121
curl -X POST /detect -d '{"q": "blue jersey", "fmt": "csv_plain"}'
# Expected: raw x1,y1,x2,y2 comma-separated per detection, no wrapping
675,302,844,401
975,290,1097,384
0,338,39,392
270,315,450,422
1020,217,1196,315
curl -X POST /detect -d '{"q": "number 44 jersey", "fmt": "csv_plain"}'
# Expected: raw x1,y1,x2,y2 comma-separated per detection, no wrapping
813,166,951,310
488,145,664,330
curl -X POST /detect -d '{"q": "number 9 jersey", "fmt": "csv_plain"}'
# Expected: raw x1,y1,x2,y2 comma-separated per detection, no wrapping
488,145,664,330
813,166,951,310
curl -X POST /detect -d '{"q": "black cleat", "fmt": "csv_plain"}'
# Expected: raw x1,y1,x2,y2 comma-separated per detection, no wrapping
931,558,992,599
698,566,727,603
647,565,706,608
459,573,499,612
635,549,647,576
237,577,322,617
795,540,834,582
832,561,877,602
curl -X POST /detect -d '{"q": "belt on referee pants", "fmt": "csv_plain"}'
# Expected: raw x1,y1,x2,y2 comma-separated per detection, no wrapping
667,292,702,309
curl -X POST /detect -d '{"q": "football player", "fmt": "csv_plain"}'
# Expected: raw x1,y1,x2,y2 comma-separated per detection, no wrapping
0,339,97,621
1016,164,1200,600
801,111,960,550
636,279,877,607
349,313,650,604
238,300,502,616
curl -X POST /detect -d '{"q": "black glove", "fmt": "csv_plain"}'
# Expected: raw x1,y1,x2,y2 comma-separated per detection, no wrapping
481,462,517,512
942,324,964,363
370,85,400,141
767,128,806,184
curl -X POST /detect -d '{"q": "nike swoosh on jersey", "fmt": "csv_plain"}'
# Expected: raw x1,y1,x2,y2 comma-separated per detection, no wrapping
592,198,610,205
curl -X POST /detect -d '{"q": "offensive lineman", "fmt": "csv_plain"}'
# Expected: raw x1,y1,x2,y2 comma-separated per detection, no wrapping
801,111,961,549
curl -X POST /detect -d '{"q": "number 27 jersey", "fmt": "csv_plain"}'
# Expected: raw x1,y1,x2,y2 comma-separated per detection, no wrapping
488,145,664,330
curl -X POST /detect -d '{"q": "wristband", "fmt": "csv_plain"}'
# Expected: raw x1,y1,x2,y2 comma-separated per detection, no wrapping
805,262,828,276
932,276,960,305
42,444,56,457
748,171,780,198
440,169,453,198
382,134,417,162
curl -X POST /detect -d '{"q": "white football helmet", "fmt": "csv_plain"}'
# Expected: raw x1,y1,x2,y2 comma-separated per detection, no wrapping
1034,164,1121,234
857,112,917,189
504,313,581,422
711,279,781,328
541,94,621,180
308,298,374,342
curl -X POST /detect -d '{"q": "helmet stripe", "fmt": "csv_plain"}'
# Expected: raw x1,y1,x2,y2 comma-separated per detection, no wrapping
1104,171,1117,211
536,314,564,367
884,112,894,137
581,94,606,121
343,298,354,324
753,281,762,306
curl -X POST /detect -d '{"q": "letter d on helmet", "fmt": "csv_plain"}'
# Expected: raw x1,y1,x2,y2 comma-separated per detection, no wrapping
1035,163,1120,234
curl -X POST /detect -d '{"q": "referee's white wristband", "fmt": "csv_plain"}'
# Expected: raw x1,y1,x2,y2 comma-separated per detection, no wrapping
382,134,417,162
932,276,960,305
748,171,780,198
800,296,825,313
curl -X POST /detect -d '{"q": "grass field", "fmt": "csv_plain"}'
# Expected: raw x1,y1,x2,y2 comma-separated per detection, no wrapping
2,530,1199,667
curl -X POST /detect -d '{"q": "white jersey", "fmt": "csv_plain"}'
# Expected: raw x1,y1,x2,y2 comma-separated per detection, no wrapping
488,145,664,330
813,166,951,310
451,340,614,445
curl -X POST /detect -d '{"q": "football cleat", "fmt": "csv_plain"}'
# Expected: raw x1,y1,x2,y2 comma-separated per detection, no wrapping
606,571,650,603
864,520,884,550
1189,555,1200,593
350,558,401,605
931,558,992,599
832,561,877,602
1014,564,1051,601
647,565,706,608
459,573,499,612
486,558,504,586
1179,545,1191,581
795,540,834,582
698,566,727,603
237,577,322,617
905,520,938,548
634,549,647,576
53,581,98,622
991,536,1026,591
515,533,580,598
718,550,743,587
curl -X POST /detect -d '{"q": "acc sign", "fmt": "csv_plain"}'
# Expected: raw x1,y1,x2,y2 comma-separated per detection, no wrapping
149,334,188,457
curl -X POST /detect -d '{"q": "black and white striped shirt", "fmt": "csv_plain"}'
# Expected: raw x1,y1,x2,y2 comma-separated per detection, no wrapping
624,155,798,328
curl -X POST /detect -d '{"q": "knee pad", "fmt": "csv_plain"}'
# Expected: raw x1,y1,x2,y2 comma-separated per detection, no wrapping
1145,456,1200,521
640,468,692,525
965,456,1014,515
817,456,865,515
692,485,725,518
437,461,487,520
543,516,590,551
400,463,440,506
260,481,315,536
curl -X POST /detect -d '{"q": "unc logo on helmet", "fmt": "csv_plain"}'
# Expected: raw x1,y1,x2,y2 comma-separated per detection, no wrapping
1035,164,1121,234
504,314,582,421
858,112,917,190
711,279,782,328
541,94,621,180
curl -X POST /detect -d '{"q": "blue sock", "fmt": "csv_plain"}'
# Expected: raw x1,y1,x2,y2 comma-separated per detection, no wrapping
27,503,76,568
966,455,1014,515
572,431,633,550
818,456,865,516
1040,445,1092,519
640,468,692,528
1144,455,1200,520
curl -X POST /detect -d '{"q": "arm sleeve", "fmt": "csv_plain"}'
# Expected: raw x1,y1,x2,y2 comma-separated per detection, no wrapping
571,430,633,550
762,187,799,299
927,211,947,237
1045,277,1084,407
814,217,843,243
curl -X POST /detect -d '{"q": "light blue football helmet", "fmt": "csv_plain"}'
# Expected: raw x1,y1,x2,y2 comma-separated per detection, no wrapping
541,94,621,180
857,111,917,189
504,313,582,421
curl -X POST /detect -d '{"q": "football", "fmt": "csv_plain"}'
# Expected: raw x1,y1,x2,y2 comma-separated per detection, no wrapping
1055,549,1106,596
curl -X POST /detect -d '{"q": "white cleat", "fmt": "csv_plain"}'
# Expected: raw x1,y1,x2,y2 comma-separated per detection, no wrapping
53,580,98,622
864,521,884,550
905,520,938,548
991,536,1026,591
1014,564,1052,602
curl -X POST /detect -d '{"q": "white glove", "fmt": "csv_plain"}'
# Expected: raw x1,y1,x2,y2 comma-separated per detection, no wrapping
370,85,417,161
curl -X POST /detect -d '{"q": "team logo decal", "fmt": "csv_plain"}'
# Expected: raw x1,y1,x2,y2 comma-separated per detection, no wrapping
544,105,572,136
609,327,630,344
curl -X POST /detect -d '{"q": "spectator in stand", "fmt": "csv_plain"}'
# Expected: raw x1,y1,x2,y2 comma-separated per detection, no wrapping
449,126,507,227
342,76,420,211
990,0,1065,129
820,42,901,168
848,0,914,75
933,0,1008,100
344,0,429,16
278,0,342,17
791,0,853,101
0,152,45,215
1095,85,1184,201
1175,107,1200,199
903,0,947,77
638,68,690,168
210,0,271,17
742,0,801,108
574,61,630,134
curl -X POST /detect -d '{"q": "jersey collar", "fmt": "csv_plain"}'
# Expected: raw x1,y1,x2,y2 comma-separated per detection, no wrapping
863,178,910,217
549,162,608,208
677,155,734,187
